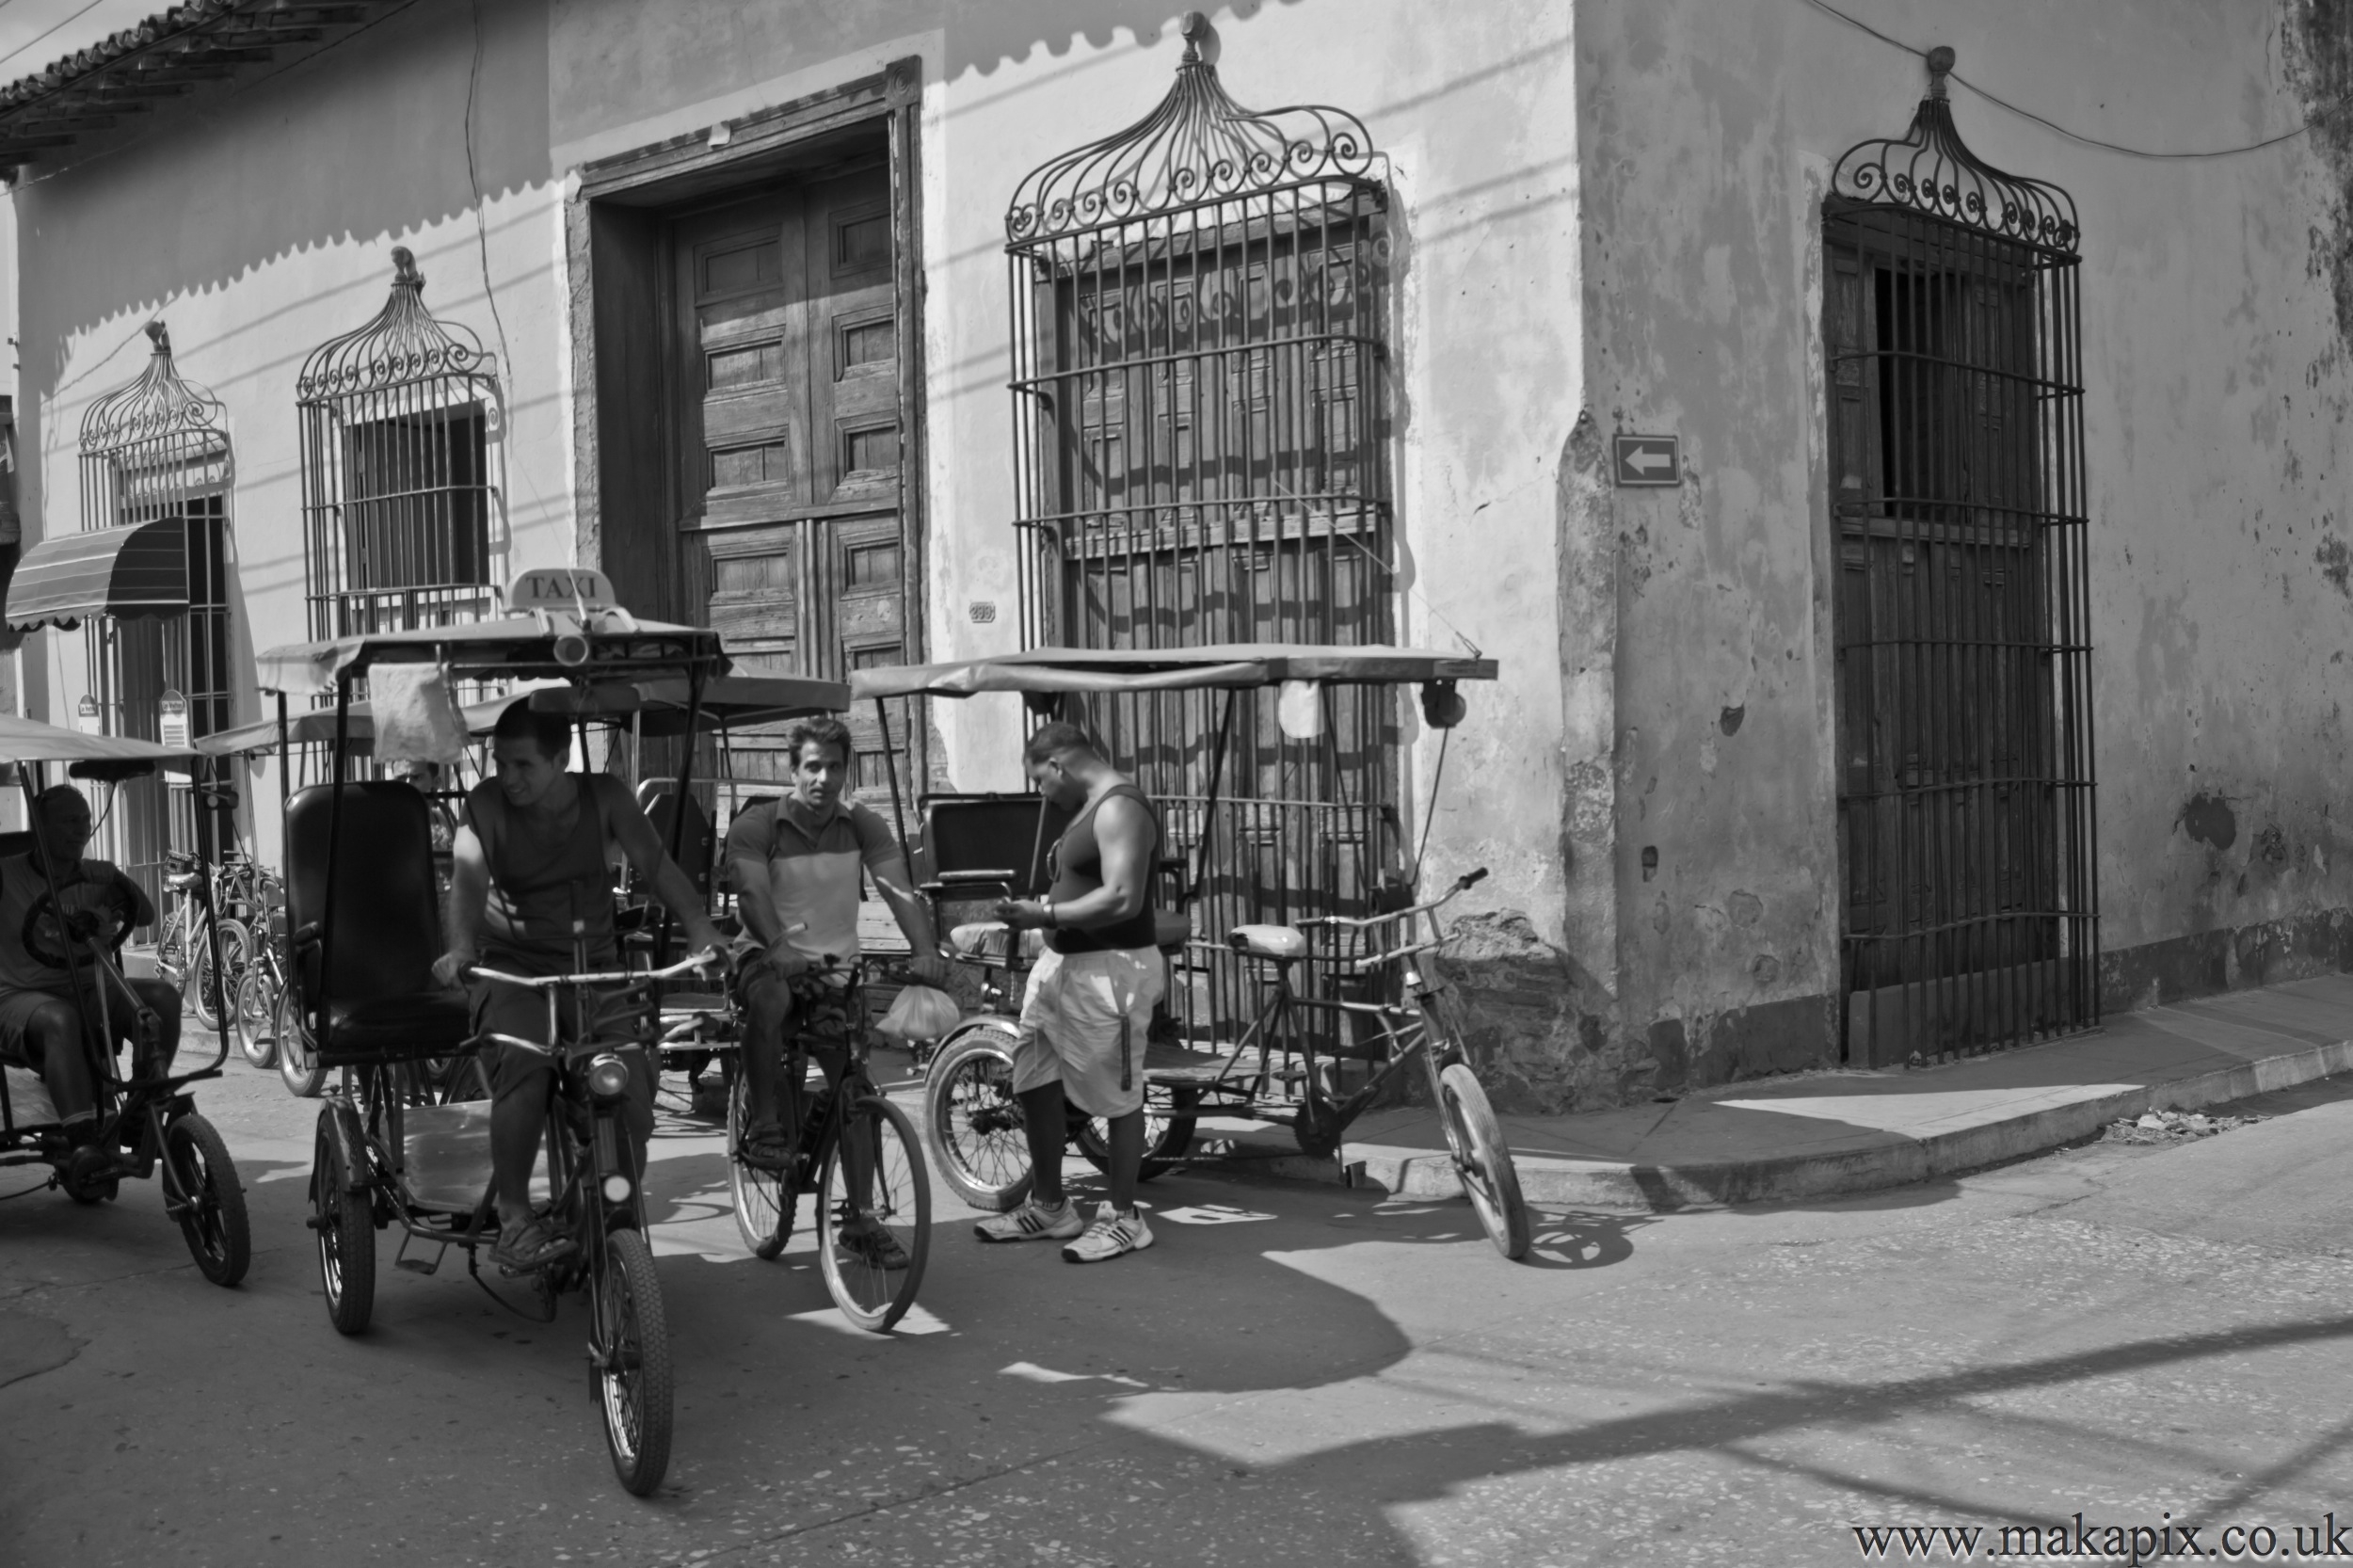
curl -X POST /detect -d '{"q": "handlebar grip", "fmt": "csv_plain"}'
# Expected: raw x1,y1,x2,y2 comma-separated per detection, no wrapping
1458,868,1489,890
291,921,322,950
936,870,1018,887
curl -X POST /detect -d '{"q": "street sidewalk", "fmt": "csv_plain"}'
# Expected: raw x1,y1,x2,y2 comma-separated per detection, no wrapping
1209,972,2353,1210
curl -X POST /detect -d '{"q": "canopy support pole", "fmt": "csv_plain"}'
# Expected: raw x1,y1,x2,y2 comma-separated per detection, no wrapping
653,667,707,968
1187,688,1237,911
874,696,913,872
316,680,352,1063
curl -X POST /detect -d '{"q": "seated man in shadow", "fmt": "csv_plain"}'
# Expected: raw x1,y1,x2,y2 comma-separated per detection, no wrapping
434,704,729,1272
0,785,179,1142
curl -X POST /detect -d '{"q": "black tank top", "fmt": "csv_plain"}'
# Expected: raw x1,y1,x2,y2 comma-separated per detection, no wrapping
1045,782,1159,954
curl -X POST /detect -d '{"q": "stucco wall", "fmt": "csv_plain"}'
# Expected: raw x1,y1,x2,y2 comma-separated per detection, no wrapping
1578,0,2353,1095
10,0,561,860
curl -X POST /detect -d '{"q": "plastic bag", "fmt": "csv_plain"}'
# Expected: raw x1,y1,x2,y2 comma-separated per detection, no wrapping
875,983,960,1042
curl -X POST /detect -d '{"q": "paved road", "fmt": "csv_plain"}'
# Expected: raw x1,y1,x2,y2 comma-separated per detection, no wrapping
7,1057,2353,1566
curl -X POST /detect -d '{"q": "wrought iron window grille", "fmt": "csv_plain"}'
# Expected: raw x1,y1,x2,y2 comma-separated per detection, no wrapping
1823,47,2097,1064
1830,45,2078,257
1006,12,1403,1047
297,246,505,641
77,319,233,906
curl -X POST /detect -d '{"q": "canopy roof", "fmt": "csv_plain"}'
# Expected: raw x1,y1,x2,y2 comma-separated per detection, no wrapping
4,518,187,631
255,616,729,695
202,674,848,758
848,645,1497,699
0,713,193,767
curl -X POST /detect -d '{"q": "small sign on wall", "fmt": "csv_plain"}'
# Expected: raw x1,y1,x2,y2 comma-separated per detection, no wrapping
1613,434,1680,487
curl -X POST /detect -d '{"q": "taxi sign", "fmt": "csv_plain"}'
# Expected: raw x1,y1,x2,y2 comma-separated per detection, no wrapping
158,689,188,749
506,568,617,615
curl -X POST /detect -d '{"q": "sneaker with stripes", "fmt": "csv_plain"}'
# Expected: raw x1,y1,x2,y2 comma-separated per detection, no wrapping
974,1197,1083,1243
1062,1205,1154,1264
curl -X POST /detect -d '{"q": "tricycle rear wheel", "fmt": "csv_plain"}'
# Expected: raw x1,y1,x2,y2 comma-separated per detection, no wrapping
166,1113,249,1286
312,1123,375,1333
1072,1087,1199,1182
594,1228,673,1496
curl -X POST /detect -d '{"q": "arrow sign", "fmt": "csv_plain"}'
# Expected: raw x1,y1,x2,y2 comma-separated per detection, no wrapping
1613,434,1680,488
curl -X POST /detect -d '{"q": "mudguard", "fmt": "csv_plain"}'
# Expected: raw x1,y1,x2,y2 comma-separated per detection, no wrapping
315,1097,371,1195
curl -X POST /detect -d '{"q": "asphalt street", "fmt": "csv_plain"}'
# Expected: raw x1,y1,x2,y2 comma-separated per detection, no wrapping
7,1056,2353,1566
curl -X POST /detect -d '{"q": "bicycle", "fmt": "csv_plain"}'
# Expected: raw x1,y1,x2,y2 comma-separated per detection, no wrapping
156,851,248,1033
722,961,932,1331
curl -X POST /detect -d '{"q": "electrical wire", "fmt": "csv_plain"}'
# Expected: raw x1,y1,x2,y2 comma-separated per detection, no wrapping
0,0,109,75
463,0,516,383
1800,0,2348,160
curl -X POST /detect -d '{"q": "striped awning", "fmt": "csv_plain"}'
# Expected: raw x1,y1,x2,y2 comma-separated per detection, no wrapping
4,519,187,631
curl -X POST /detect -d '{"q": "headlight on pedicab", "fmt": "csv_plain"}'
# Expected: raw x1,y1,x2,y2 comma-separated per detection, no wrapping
585,1053,631,1100
601,1173,633,1204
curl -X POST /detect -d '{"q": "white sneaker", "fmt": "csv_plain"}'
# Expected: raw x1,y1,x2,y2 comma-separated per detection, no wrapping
974,1197,1083,1243
1062,1205,1154,1264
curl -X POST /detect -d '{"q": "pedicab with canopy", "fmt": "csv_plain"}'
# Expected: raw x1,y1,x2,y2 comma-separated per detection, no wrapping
256,581,751,1496
852,643,1533,1261
0,714,250,1283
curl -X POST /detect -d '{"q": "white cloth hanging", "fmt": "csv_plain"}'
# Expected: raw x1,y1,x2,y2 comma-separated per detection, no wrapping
372,663,468,765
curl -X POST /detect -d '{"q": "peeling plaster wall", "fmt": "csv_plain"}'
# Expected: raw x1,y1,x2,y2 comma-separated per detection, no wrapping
1581,0,2353,1094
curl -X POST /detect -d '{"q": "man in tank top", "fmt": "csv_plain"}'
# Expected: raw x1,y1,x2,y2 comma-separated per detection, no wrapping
435,702,730,1273
974,720,1165,1263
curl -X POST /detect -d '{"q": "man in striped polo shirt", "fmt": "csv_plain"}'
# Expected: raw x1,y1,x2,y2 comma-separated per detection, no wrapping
725,715,943,1177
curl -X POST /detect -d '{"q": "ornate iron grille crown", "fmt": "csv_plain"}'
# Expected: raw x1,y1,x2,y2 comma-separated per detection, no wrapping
296,246,496,405
80,320,226,456
1830,46,2078,254
1005,10,1377,244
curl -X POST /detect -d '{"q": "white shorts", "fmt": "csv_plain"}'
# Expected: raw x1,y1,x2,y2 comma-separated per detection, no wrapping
1010,947,1166,1118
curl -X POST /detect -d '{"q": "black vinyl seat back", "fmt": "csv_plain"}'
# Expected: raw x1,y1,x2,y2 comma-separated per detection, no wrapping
634,782,714,902
0,831,36,864
285,782,448,1040
920,793,1075,900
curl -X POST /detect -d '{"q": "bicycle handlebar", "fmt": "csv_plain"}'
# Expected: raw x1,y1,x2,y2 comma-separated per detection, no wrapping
1298,867,1488,932
467,949,725,992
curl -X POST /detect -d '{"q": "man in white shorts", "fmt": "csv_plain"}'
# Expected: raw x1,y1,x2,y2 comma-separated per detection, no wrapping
977,721,1164,1263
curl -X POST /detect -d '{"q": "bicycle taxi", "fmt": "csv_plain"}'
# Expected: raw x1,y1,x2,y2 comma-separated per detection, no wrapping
851,644,1533,1260
0,713,250,1284
254,584,748,1496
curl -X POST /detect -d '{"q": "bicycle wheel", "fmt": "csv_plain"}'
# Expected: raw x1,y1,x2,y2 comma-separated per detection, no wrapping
189,919,248,1033
1072,1086,1199,1182
231,967,278,1068
1435,1062,1531,1261
276,983,327,1098
312,1120,375,1334
924,1022,1032,1211
164,1113,250,1287
817,1096,930,1332
594,1228,674,1497
726,1064,792,1260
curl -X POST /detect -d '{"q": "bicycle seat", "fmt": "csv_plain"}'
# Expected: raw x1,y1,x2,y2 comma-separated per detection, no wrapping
1154,911,1193,954
1227,923,1308,961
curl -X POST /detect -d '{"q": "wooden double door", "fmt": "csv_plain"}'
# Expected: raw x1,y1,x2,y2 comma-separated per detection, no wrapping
665,164,912,792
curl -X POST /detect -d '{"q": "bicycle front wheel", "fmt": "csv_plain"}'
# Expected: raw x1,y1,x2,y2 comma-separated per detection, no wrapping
593,1228,674,1496
924,1022,1032,1211
817,1096,930,1332
276,983,326,1098
1435,1062,1531,1261
726,1065,792,1260
189,919,249,1032
232,967,278,1068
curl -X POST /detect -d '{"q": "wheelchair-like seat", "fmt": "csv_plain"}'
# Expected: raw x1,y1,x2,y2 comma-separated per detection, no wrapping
949,920,1042,964
1227,922,1308,961
286,782,472,1066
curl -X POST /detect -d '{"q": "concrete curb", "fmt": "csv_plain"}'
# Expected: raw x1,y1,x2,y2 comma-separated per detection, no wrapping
1194,1036,2353,1211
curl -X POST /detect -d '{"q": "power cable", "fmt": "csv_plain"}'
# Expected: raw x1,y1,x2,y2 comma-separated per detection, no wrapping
1801,0,2349,160
0,0,108,75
